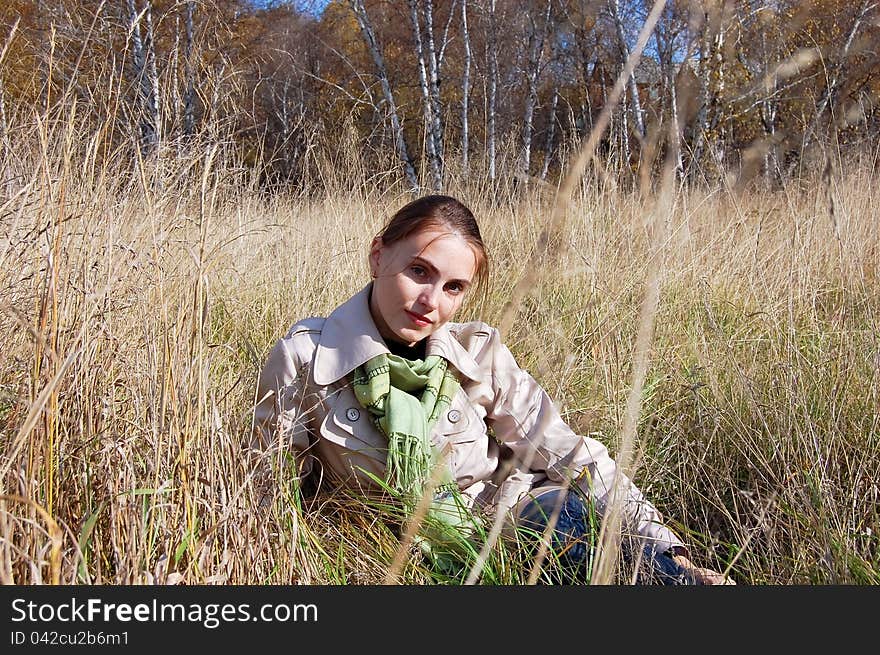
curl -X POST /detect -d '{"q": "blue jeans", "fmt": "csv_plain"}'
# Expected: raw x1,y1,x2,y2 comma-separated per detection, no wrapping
515,487,700,585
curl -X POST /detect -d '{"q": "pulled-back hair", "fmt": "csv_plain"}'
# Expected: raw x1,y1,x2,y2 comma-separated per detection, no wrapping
377,195,489,293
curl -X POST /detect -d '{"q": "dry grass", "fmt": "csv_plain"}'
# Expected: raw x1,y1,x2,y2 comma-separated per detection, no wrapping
1,92,879,585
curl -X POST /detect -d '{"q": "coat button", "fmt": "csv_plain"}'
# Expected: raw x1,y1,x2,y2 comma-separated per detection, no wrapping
346,407,361,421
447,409,461,423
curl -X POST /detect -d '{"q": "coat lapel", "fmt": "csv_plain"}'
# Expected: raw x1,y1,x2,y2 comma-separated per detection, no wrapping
312,282,485,386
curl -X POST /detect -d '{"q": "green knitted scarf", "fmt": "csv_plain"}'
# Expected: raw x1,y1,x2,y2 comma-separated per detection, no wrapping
351,352,478,572
351,352,459,500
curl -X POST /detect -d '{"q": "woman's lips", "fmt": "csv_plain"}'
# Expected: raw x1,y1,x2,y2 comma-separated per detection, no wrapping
405,310,432,326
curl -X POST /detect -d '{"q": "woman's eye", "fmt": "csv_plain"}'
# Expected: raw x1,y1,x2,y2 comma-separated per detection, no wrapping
446,283,464,295
410,265,426,277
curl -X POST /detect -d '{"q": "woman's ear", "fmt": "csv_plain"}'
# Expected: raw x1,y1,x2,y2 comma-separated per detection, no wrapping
369,236,383,278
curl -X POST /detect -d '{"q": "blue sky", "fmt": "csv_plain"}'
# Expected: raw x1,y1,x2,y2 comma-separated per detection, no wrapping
249,0,330,16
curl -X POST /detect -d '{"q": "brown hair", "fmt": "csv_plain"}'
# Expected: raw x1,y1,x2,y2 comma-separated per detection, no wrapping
377,194,489,293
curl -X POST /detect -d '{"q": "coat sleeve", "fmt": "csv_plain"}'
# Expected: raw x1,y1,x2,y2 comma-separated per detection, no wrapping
252,325,320,482
480,328,685,554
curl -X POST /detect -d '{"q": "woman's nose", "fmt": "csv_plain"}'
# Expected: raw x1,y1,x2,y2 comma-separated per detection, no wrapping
418,284,441,310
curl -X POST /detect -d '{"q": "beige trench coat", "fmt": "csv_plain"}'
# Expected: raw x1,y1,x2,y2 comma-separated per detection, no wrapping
253,283,685,553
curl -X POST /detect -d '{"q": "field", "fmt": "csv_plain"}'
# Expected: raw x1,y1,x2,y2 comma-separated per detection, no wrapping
1,118,878,585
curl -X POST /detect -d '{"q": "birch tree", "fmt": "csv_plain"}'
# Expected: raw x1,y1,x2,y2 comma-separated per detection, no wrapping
0,21,12,149
653,0,687,172
690,0,729,178
730,0,787,182
407,0,444,190
349,0,419,189
182,0,195,141
461,0,471,172
609,0,645,141
539,84,558,179
807,0,878,144
562,0,599,140
126,0,160,155
484,0,499,181
424,0,448,184
519,0,553,178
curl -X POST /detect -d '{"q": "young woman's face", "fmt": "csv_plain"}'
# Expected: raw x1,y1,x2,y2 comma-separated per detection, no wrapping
369,227,477,347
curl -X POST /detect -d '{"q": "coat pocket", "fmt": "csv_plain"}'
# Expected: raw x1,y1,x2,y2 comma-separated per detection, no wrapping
433,387,481,439
432,389,491,484
319,385,388,461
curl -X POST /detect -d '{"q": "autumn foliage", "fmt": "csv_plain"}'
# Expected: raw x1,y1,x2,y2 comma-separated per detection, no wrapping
1,0,877,191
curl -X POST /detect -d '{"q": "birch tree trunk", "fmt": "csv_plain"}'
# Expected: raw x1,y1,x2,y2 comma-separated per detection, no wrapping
609,0,645,141
619,89,630,164
461,0,471,173
705,15,726,170
520,0,552,178
423,0,444,180
126,0,160,155
280,79,293,176
0,17,9,151
183,0,195,140
540,85,558,180
760,93,779,182
407,0,442,190
171,15,180,142
808,0,876,144
754,13,780,183
144,2,161,148
0,72,7,148
569,5,597,140
487,0,498,182
349,0,419,189
654,9,682,172
691,2,726,179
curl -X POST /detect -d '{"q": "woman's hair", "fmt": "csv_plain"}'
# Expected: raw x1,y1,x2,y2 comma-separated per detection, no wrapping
377,194,490,293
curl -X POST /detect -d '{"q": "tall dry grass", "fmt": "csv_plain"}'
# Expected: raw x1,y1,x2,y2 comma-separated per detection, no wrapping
1,39,879,583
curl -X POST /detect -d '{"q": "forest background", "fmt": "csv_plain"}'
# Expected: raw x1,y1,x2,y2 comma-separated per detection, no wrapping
0,0,878,585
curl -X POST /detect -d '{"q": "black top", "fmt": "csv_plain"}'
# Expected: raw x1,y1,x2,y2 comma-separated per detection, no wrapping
385,337,427,362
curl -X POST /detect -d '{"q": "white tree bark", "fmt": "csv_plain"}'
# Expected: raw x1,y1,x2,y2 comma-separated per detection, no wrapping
171,14,180,141
144,2,161,148
407,0,443,190
0,17,12,150
706,14,726,167
520,0,553,177
349,0,419,189
423,0,444,173
809,0,877,142
461,0,471,172
279,78,293,173
0,71,7,147
566,3,597,139
126,0,160,155
654,4,683,172
540,84,558,180
691,2,727,178
183,0,195,140
486,0,498,181
609,0,645,140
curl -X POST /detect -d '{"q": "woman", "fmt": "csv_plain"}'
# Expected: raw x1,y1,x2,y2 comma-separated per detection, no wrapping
253,194,733,585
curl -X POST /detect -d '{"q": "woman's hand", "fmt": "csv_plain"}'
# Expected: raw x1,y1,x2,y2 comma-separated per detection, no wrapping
672,554,737,585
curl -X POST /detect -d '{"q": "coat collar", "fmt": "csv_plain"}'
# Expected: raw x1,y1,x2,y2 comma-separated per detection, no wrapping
312,283,483,386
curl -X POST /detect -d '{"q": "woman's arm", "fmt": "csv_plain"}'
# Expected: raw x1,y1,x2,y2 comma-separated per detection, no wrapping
478,328,686,553
475,328,737,583
252,323,323,488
